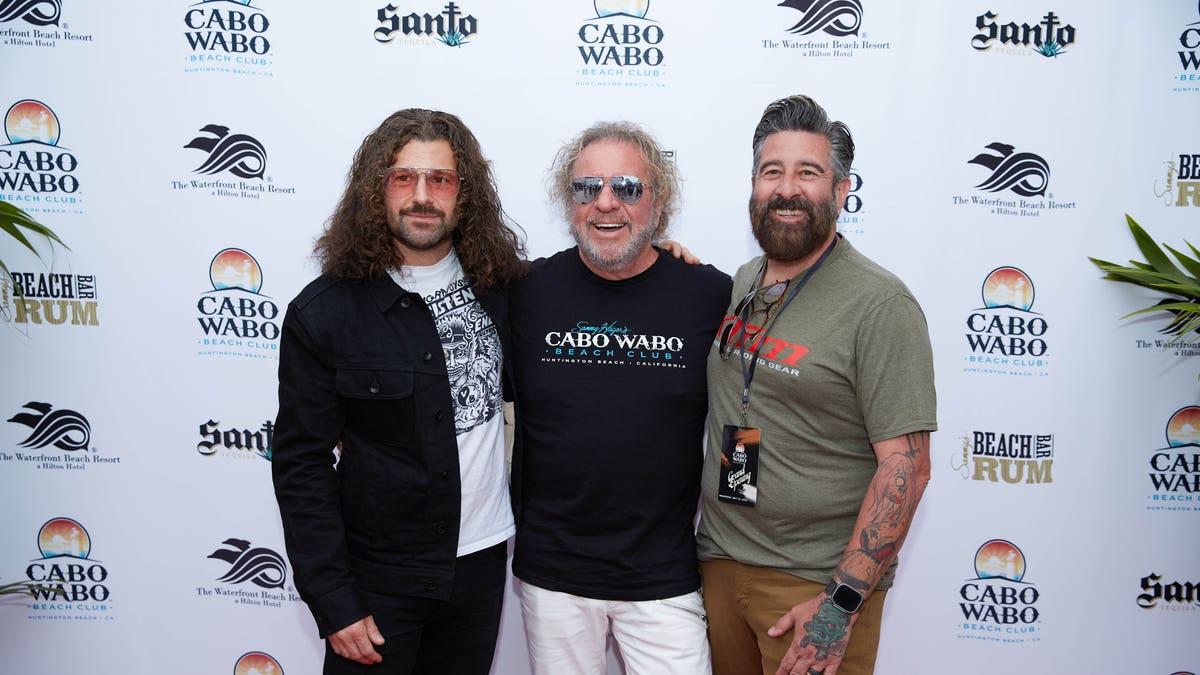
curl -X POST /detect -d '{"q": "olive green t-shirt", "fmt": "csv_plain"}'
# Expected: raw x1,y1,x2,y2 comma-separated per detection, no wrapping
696,237,937,588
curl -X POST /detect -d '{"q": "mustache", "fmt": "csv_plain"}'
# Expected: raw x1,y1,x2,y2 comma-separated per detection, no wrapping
765,195,815,213
401,204,446,217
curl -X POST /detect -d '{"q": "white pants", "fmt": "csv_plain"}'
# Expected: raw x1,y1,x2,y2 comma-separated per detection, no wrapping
518,580,712,675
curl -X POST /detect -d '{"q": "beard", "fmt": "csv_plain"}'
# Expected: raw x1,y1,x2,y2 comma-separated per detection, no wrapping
749,191,839,263
571,216,658,274
388,204,457,253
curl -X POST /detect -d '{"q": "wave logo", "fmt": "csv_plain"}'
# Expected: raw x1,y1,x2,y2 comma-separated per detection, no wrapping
8,401,91,451
208,538,287,589
969,142,1050,197
0,0,60,26
185,124,266,180
778,0,862,37
957,539,1041,640
234,652,284,675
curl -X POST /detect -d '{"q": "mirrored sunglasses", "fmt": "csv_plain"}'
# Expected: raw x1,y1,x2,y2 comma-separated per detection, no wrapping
570,175,646,205
382,167,460,195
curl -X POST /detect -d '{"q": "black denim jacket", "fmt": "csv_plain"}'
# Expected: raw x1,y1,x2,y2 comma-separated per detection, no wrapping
271,273,509,637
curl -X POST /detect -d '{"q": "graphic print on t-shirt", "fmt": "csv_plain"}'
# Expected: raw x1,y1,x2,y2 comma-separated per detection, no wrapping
542,319,688,369
423,277,503,433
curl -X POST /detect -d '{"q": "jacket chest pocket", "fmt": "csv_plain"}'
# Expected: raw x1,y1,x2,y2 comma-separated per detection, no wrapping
336,367,417,446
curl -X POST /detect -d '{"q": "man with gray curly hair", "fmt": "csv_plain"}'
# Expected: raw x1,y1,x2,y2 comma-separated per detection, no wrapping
508,121,731,674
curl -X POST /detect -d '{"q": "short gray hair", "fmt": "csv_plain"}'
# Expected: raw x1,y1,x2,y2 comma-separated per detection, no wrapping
751,95,854,185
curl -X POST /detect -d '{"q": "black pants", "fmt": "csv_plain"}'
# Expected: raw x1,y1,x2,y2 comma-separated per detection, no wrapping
323,542,508,675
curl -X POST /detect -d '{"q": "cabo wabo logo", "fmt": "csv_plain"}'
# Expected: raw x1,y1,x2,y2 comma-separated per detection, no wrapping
1143,406,1200,512
574,0,666,88
951,141,1075,217
957,539,1041,643
1155,153,1200,207
760,0,890,58
375,1,477,47
836,169,866,235
2,270,97,327
182,0,273,77
0,0,95,47
198,418,273,460
963,267,1049,377
0,100,83,216
195,248,280,360
1175,8,1200,93
172,123,295,200
971,11,1075,58
18,517,114,619
544,320,686,369
235,652,284,675
954,430,1053,485
1137,571,1199,613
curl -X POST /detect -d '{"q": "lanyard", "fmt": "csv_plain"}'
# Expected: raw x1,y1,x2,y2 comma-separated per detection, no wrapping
737,235,838,423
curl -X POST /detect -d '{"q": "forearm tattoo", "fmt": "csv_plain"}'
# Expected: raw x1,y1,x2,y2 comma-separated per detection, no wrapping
800,599,851,660
844,431,929,586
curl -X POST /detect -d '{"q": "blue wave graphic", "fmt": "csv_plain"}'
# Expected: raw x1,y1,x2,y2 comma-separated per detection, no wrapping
0,0,61,26
780,0,862,36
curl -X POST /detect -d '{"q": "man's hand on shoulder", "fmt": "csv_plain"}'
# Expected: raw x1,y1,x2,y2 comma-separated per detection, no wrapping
658,239,702,265
329,615,385,665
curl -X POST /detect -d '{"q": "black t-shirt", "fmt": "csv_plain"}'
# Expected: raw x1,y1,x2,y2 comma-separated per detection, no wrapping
509,247,732,600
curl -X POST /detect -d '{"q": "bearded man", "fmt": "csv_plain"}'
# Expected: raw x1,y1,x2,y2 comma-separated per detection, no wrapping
696,95,937,675
271,109,525,674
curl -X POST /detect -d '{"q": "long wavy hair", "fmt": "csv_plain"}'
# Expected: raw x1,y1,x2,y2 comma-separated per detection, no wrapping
316,109,526,290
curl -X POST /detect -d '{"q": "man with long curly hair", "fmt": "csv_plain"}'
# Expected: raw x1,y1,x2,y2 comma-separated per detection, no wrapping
272,109,526,675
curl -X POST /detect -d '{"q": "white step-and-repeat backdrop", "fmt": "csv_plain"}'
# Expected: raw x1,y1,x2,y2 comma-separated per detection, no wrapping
2,1,1197,673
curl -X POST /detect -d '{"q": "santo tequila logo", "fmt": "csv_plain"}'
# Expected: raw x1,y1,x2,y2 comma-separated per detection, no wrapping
971,11,1076,58
1137,571,1199,613
956,539,1041,643
375,1,478,47
0,99,84,216
197,417,273,460
195,248,281,360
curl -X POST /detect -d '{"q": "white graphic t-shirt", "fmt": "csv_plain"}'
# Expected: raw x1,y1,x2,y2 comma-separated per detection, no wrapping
391,251,514,556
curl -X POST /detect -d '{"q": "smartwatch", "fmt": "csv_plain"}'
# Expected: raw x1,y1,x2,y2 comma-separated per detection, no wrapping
824,579,864,614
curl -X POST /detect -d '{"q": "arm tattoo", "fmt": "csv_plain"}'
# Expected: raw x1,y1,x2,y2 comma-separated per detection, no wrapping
843,431,929,582
800,599,851,660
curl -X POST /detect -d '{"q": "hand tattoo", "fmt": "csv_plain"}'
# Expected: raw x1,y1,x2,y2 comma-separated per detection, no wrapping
800,599,850,660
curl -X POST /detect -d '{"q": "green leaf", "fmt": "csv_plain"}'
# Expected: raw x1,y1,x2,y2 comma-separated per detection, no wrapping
1126,214,1190,284
1165,242,1200,281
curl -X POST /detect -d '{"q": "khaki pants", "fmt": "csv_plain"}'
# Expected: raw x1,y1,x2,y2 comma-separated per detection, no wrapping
700,559,886,675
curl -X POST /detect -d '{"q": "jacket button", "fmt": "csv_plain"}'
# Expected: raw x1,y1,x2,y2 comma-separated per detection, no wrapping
369,383,379,394
426,582,437,591
400,297,411,308
440,470,449,479
422,351,433,361
434,411,443,422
